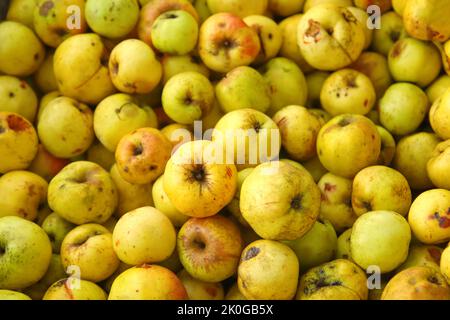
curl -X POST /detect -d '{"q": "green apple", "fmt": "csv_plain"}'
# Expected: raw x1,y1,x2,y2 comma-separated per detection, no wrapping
48,161,118,225
161,54,209,84
42,212,75,253
376,126,396,166
44,278,107,300
429,88,450,140
0,75,37,122
427,75,450,104
427,140,450,190
351,210,411,273
0,216,52,290
206,0,268,17
178,269,224,300
305,71,329,108
86,141,116,171
194,0,211,23
336,228,352,260
177,215,242,282
34,53,58,93
0,290,31,300
371,12,407,56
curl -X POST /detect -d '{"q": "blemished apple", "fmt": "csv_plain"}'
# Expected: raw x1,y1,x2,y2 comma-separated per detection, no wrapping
0,216,52,290
178,269,225,300
397,245,443,273
429,88,450,140
43,278,107,300
297,259,368,300
161,54,210,85
113,207,176,265
41,212,75,253
0,75,37,122
38,96,94,159
0,170,47,221
34,52,58,93
336,228,352,260
163,140,238,218
427,75,450,104
376,126,396,166
351,211,411,273
109,39,162,94
371,12,407,57
238,239,299,300
297,4,365,71
408,189,450,245
28,144,70,182
346,6,372,50
240,161,321,240
6,0,36,28
320,69,376,116
0,111,38,174
177,215,242,282
48,161,118,225
351,165,412,217
427,140,450,190
162,71,214,124
115,127,173,185
198,13,260,73
316,114,381,178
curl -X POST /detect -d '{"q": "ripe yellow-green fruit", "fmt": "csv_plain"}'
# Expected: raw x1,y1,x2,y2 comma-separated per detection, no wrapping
206,0,268,18
43,278,107,300
178,269,225,300
34,53,58,94
6,0,37,28
161,54,209,85
427,76,450,104
427,140,450,190
336,228,352,260
0,290,31,300
397,245,443,273
0,76,38,122
429,88,450,140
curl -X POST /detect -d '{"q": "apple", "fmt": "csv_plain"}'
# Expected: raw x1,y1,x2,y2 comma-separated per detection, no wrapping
86,141,116,171
109,39,162,94
109,264,187,300
352,165,412,217
408,189,450,245
0,75,37,122
28,144,70,182
110,164,154,218
371,12,407,57
0,112,38,174
225,283,246,300
194,0,212,23
43,278,107,300
353,0,391,12
102,262,132,293
388,38,442,87
382,266,450,300
392,0,406,15
161,54,210,85
33,0,87,47
336,228,352,260
240,161,320,240
376,127,395,167
397,245,443,273
427,140,450,190
163,140,238,217
260,58,308,115
34,52,58,93
162,71,214,124
177,269,225,300
113,207,176,265
198,13,260,73
305,71,328,108
238,239,299,300
158,246,184,274
36,91,63,122
115,127,172,185
429,88,450,140
6,0,37,28
206,0,268,17
316,114,381,178
346,6,373,50
318,172,357,232
200,98,225,131
351,210,411,273
301,156,327,183
216,66,271,114
0,216,52,290
0,21,45,76
297,259,368,300
273,105,322,161
303,0,352,11
226,168,254,228
160,124,194,153
0,290,31,300
320,69,376,116
268,0,304,16
48,161,118,225
441,245,450,284
393,132,441,190
297,4,365,71
41,212,75,253
178,215,242,282
427,75,450,104
53,33,116,105
94,93,158,152
38,96,94,159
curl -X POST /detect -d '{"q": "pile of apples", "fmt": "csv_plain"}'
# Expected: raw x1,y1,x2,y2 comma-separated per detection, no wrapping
0,0,450,301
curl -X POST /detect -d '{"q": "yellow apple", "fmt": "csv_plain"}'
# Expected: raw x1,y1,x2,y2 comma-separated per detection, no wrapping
0,75,38,122
178,269,224,300
43,278,107,300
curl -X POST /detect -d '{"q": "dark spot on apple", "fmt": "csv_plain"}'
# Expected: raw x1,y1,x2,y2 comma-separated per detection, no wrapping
342,10,357,23
111,61,119,75
190,55,201,64
184,95,193,105
244,247,260,261
6,114,29,131
39,1,54,16
34,53,39,61
72,148,82,155
325,27,334,36
8,92,14,98
291,194,302,210
219,22,226,28
149,164,157,171
191,165,206,182
192,238,206,250
268,33,273,40
225,166,233,178
0,125,4,134
362,201,372,211
428,275,440,285
91,42,95,47
54,28,67,37
163,13,178,19
133,144,143,156
124,166,129,173
252,122,261,133
338,117,352,127
20,81,27,89
220,38,237,50
364,99,368,107
0,245,5,257
389,30,400,42
343,254,349,259
305,19,321,43
428,248,442,263
324,183,336,193
391,41,404,58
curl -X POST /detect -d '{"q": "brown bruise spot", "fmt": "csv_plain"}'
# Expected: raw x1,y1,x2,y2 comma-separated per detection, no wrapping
111,61,119,76
427,275,441,285
430,212,450,229
428,248,442,264
20,81,27,89
364,99,369,107
204,286,218,298
324,183,336,193
338,117,353,127
391,41,404,58
7,114,29,131
39,0,54,17
304,20,321,44
0,125,4,134
342,9,357,24
243,247,260,261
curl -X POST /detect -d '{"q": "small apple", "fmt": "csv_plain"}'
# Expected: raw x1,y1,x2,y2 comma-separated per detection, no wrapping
42,212,75,253
376,126,396,166
28,144,70,182
427,140,450,190
0,290,31,300
371,12,407,56
0,75,37,122
397,245,443,273
43,278,107,300
86,141,116,171
226,168,254,228
177,269,224,300
305,71,329,108
427,75,450,104
6,0,37,28
429,88,450,140
161,54,210,84
268,0,304,16
336,228,352,260
34,52,58,93
206,0,268,17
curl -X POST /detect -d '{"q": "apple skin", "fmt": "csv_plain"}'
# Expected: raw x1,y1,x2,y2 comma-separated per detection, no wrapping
408,189,450,245
0,290,31,300
36,91,63,122
305,71,329,108
351,211,411,273
0,21,45,77
268,0,304,16
28,144,70,182
318,173,357,233
353,0,391,13
163,140,238,218
86,141,116,171
113,207,176,265
206,0,268,17
427,140,450,190
316,114,381,178
303,0,352,11
53,33,116,105
376,126,396,167
392,0,407,15
38,96,94,159
352,165,412,217
371,12,407,57
238,239,299,300
34,52,58,93
0,111,38,174
397,245,443,273
94,93,158,152
161,54,210,85
42,212,75,253
320,69,376,116
297,4,365,71
108,264,188,300
0,170,48,221
260,58,308,116
0,216,52,290
225,283,247,300
297,259,368,300
43,278,107,300
227,168,254,228
177,215,242,282
115,127,173,185
441,245,450,284
336,228,352,260
240,161,321,240
429,88,450,140
162,71,214,124
393,132,441,190
382,266,450,300
0,75,38,122
6,0,37,28
160,123,193,153
427,75,450,104
177,269,225,300
48,161,118,225
346,6,372,50
388,38,442,88
198,13,260,73
216,66,271,114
